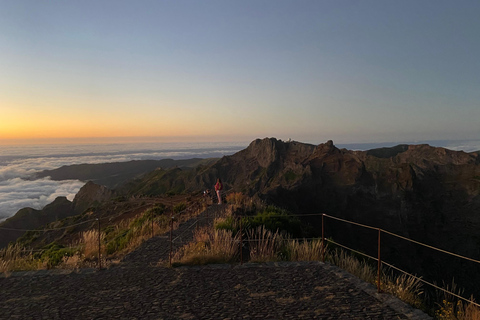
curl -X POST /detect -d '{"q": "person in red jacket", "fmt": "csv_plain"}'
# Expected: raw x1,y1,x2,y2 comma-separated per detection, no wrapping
214,178,223,204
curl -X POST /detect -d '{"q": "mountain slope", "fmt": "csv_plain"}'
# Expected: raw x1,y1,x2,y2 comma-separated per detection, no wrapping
34,158,217,189
0,182,114,248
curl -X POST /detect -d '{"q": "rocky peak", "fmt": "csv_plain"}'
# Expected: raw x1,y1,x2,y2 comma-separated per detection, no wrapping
313,140,339,156
73,181,113,214
244,138,284,168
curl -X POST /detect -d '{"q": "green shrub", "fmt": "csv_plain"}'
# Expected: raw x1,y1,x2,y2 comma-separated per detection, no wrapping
248,206,302,237
173,202,187,213
38,242,77,268
214,216,238,233
105,229,130,255
112,196,127,202
284,170,297,182
15,230,40,247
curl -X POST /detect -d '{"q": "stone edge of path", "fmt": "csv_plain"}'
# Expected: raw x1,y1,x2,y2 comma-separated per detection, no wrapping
175,261,433,320
320,263,432,320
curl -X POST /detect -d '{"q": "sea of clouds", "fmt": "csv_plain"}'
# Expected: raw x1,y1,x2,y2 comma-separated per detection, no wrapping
1,139,479,223
0,142,247,222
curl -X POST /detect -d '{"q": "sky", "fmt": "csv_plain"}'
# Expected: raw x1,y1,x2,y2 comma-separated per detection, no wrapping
1,0,479,145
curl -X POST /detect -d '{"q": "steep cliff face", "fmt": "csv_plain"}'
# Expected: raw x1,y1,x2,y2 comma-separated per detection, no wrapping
213,138,316,194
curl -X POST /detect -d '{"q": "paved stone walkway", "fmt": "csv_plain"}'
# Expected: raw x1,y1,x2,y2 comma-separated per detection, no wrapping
121,205,220,267
0,205,431,320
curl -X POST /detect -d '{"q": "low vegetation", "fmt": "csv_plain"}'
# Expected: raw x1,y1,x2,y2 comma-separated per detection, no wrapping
2,191,479,320
171,194,480,320
0,198,203,272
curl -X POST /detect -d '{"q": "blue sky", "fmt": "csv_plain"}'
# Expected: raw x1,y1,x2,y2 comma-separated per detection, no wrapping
1,0,479,144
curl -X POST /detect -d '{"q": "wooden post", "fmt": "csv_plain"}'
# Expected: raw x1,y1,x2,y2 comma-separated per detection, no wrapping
240,217,243,265
97,218,101,270
151,215,154,238
377,228,381,293
321,214,325,262
169,216,174,267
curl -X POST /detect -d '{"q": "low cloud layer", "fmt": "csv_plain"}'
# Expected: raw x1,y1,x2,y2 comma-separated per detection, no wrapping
0,177,85,222
0,142,246,222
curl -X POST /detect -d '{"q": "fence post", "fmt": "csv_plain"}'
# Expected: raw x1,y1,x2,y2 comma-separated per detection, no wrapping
322,214,325,262
97,218,101,270
377,228,381,293
169,216,174,267
151,214,154,238
239,216,243,265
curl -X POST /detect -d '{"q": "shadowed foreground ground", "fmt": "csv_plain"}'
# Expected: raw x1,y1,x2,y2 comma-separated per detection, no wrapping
0,261,430,320
1,206,431,319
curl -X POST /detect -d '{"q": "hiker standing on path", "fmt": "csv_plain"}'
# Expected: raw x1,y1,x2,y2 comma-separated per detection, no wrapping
215,178,223,204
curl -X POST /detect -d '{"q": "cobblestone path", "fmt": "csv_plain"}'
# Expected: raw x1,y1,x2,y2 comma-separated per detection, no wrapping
0,206,431,320
121,204,222,267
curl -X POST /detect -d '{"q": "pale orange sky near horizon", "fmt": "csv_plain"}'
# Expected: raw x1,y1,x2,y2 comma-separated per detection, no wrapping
2,1,479,145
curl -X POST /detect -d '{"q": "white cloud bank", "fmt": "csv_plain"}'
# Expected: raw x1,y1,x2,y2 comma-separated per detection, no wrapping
0,141,247,222
0,177,85,222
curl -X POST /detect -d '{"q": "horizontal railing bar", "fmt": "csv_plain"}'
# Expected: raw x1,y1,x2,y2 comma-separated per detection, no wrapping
0,219,96,232
323,214,480,265
325,238,378,262
382,261,480,308
323,214,378,231
381,229,480,265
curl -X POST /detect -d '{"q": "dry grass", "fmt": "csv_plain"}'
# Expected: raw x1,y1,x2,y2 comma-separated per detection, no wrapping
0,200,205,272
434,281,480,320
286,239,323,261
0,244,46,274
383,273,423,309
247,226,282,262
329,249,377,284
226,192,257,213
226,192,246,206
81,230,105,259
460,301,480,320
172,227,239,265
328,248,426,313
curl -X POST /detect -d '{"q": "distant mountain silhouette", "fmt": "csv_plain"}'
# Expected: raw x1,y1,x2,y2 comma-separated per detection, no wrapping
34,158,217,189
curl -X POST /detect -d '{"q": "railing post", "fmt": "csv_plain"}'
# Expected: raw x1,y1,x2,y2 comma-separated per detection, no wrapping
169,216,174,267
240,216,243,265
97,218,101,270
377,228,381,293
151,215,154,238
322,214,325,262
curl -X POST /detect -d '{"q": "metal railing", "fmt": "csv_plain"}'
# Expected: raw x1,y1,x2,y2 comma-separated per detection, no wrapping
321,213,480,308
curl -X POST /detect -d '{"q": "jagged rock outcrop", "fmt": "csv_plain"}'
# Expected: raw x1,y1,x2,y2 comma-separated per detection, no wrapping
72,181,114,214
